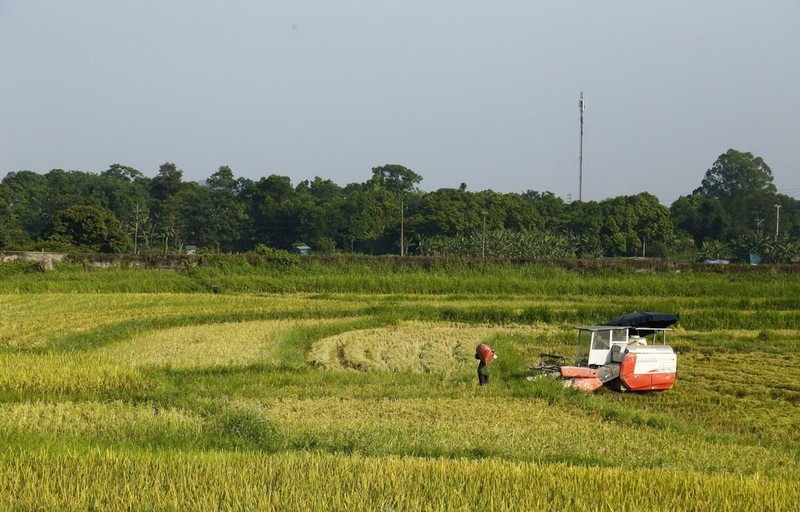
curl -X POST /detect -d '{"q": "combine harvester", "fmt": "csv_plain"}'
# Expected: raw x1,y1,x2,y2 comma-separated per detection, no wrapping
529,312,679,392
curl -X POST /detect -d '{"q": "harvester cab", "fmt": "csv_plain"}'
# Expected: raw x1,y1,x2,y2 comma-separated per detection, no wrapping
575,325,628,367
530,312,679,392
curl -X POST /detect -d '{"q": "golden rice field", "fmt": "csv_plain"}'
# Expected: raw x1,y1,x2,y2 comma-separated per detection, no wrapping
1,265,800,510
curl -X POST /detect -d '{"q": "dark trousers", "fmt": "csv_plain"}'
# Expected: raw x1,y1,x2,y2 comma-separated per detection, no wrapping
478,362,489,385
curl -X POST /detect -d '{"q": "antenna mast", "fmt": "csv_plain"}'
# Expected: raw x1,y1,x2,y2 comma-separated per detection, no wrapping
578,92,585,202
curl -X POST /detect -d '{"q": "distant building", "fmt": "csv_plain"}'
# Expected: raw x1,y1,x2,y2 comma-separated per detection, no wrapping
702,258,729,265
184,245,197,255
290,244,312,256
740,253,761,265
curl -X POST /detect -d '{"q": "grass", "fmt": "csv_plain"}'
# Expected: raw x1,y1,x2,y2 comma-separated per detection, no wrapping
1,261,799,509
0,449,797,511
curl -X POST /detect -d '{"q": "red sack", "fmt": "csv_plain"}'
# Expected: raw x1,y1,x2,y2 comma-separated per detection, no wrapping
475,343,495,366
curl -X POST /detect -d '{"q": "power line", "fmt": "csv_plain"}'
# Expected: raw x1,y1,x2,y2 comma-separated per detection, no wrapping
777,187,800,198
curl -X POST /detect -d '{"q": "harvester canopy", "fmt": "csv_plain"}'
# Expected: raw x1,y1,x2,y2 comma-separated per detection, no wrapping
603,312,679,329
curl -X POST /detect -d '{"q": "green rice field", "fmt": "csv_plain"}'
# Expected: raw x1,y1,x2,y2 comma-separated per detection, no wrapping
1,258,799,510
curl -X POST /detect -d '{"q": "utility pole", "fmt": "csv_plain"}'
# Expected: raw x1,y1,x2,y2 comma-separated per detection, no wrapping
754,211,765,235
400,199,405,257
578,92,585,202
775,204,782,239
133,202,140,255
481,210,488,258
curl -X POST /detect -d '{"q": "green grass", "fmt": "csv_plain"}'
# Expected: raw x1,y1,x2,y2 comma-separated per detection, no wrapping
1,257,798,298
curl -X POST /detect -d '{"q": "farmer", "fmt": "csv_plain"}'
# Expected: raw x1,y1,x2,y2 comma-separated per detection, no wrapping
475,343,497,386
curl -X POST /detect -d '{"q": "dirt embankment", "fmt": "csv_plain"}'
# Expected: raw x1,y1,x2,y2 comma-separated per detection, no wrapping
1,251,798,274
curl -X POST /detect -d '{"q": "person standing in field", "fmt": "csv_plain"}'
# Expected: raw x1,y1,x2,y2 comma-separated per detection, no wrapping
475,343,496,386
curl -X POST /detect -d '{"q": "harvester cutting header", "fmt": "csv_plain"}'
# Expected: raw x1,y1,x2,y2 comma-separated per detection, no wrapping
529,312,679,392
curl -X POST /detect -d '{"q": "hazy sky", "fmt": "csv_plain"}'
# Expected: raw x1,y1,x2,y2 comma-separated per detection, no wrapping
2,1,798,204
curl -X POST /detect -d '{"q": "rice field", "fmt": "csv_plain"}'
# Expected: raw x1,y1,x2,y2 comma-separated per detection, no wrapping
1,263,799,510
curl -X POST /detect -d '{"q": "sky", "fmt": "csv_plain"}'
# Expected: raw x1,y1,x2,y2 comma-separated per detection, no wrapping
1,1,798,205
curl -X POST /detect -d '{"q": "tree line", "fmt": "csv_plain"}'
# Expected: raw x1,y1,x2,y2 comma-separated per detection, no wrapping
1,149,797,261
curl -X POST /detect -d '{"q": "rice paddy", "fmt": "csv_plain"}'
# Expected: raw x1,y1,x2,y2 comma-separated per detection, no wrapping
1,261,799,510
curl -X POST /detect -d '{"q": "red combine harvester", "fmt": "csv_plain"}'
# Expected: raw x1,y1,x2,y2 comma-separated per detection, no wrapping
529,312,679,392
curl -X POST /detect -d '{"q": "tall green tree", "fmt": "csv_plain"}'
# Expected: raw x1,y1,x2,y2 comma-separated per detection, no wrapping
341,182,392,253
243,175,301,249
693,149,777,232
293,177,345,253
595,194,672,257
102,163,144,182
369,164,422,195
561,200,604,257
415,188,479,238
39,170,111,235
44,205,131,253
205,166,248,251
774,195,800,238
99,164,151,250
167,182,212,250
520,191,566,232
598,196,639,256
206,165,237,191
369,164,422,255
0,195,29,249
0,170,49,246
147,163,187,253
628,192,673,257
150,162,184,202
670,194,730,247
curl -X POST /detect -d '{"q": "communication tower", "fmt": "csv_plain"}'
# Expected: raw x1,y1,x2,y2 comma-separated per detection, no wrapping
578,92,585,202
